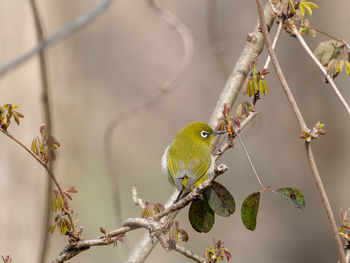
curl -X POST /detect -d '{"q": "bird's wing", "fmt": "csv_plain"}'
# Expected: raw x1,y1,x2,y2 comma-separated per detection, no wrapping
167,151,211,191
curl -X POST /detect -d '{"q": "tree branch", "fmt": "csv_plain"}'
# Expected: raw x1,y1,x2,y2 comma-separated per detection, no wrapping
255,0,346,262
174,245,208,263
292,28,350,116
0,0,116,77
28,0,55,262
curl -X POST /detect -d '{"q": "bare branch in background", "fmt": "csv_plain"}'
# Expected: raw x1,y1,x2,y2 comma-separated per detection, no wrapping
103,0,194,227
292,28,350,116
256,0,346,262
206,0,229,78
28,0,55,262
0,0,116,77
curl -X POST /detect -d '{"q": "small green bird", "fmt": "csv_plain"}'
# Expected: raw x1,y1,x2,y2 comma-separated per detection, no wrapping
162,122,225,202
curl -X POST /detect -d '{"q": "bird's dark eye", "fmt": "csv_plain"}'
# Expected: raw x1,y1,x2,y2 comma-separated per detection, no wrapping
200,131,209,138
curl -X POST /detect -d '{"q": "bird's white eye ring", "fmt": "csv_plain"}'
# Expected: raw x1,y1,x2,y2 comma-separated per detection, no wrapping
200,131,209,138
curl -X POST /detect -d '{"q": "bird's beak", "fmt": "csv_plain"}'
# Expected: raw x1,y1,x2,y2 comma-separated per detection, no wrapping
211,130,226,136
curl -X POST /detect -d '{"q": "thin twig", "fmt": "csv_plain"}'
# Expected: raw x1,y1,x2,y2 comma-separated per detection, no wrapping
0,0,116,77
0,128,77,236
28,0,55,261
174,245,208,263
256,0,346,262
206,0,229,78
293,28,350,116
297,24,350,51
51,226,135,263
132,185,145,209
235,133,265,189
214,111,258,161
263,20,283,70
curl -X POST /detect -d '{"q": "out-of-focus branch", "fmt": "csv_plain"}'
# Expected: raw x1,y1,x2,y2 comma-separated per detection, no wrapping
104,0,194,227
292,28,350,116
0,0,116,77
209,3,274,128
28,0,54,262
256,0,346,262
206,0,229,78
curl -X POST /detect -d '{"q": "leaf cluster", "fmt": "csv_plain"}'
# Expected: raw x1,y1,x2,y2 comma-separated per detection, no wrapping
243,56,268,98
0,104,24,131
48,186,78,235
204,239,232,263
314,40,350,80
141,202,165,219
338,209,350,242
300,121,326,142
189,182,235,233
31,124,60,163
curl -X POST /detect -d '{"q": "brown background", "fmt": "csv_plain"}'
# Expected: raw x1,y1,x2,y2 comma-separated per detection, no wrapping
1,0,350,262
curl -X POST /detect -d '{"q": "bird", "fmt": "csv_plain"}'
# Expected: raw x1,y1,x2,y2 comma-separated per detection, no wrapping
162,122,225,203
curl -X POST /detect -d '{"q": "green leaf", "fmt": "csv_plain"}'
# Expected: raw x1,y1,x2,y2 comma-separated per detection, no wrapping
274,187,305,210
314,40,344,66
189,198,215,233
247,79,252,97
299,3,305,16
345,61,350,75
51,196,57,213
241,192,260,231
259,80,263,94
262,80,268,95
304,2,318,9
31,138,38,155
203,182,235,217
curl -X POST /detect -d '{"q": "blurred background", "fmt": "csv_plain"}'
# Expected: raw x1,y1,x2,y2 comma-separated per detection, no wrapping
1,0,350,262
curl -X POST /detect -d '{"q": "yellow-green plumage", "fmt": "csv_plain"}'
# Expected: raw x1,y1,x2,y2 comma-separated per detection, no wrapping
162,122,218,195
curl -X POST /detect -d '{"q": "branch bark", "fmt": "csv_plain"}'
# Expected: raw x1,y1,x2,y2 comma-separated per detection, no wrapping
256,0,346,262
